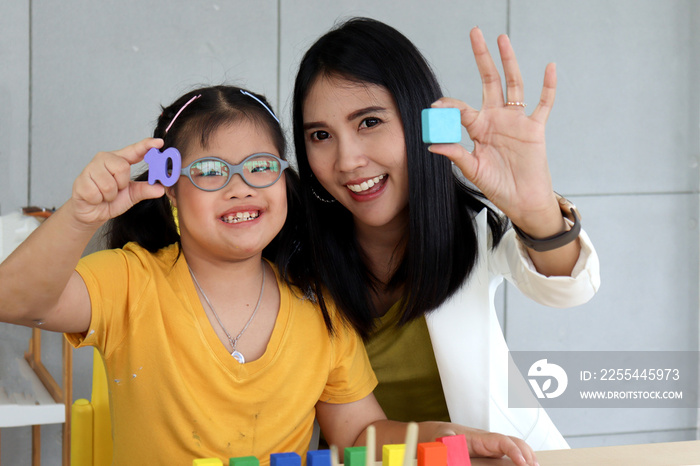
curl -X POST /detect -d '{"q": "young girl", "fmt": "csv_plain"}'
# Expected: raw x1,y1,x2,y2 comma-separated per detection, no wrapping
0,85,537,465
292,18,601,451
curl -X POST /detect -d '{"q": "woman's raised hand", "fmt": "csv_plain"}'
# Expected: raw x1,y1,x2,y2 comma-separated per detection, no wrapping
429,27,562,233
71,138,166,227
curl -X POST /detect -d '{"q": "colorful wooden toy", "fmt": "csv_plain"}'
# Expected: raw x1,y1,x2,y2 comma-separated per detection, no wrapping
344,446,367,466
307,449,332,466
193,459,223,466
436,434,471,466
270,451,301,466
194,429,471,466
421,108,462,144
417,442,448,466
229,456,259,466
382,444,405,466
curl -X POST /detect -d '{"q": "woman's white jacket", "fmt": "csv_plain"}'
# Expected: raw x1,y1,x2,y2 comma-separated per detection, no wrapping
425,209,601,450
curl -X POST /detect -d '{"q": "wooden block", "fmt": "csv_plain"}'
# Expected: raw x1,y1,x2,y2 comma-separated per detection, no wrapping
229,456,259,466
270,452,301,466
421,108,462,144
436,435,471,466
417,442,447,466
307,449,332,466
382,444,405,466
193,459,223,466
344,446,366,466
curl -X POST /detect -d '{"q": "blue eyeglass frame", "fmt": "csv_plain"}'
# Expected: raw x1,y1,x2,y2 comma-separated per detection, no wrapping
180,153,290,191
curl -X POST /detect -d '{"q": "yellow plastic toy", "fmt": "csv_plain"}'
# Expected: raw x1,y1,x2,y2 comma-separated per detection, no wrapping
71,348,113,465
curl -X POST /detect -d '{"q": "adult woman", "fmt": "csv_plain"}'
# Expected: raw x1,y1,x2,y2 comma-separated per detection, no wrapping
291,18,600,450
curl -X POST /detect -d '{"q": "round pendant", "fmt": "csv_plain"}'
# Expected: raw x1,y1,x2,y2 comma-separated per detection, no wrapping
231,350,245,364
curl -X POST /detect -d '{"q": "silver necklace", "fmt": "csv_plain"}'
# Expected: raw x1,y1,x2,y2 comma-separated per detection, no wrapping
188,262,266,364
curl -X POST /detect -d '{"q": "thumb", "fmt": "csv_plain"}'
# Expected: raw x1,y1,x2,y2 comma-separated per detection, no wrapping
129,180,166,204
428,143,478,181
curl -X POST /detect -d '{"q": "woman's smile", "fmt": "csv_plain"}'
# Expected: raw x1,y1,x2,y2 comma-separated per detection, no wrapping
303,75,409,229
345,174,387,194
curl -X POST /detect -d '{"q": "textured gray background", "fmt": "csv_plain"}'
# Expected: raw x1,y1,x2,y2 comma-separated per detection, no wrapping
1,0,698,463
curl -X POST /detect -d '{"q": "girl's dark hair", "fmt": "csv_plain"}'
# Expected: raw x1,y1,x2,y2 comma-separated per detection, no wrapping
291,17,508,339
107,86,309,320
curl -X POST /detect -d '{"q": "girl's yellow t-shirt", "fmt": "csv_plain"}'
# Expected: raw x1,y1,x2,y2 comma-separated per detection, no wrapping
67,242,377,465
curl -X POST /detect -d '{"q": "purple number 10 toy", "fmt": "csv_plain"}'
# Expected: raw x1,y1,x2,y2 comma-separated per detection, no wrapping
144,147,182,187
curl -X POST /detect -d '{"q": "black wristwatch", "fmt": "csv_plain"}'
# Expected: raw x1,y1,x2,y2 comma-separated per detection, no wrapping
512,194,582,252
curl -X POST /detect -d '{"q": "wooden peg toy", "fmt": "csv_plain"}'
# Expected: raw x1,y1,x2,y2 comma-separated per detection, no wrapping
402,422,419,466
330,445,341,466
366,424,376,465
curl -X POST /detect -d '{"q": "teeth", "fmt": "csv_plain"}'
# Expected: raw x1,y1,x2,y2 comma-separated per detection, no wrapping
347,175,385,193
222,211,259,224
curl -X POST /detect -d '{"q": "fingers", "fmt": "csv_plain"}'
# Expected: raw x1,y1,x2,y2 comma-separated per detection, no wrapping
531,62,557,124
74,152,130,205
497,34,524,105
470,27,504,108
428,142,476,180
113,137,164,164
503,436,538,466
129,179,166,205
431,97,478,128
473,433,538,466
74,138,165,207
471,28,555,121
427,98,478,181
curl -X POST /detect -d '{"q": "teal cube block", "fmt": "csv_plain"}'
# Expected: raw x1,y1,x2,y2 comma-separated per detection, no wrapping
270,452,301,466
421,108,462,143
229,456,259,466
344,446,366,466
307,449,331,466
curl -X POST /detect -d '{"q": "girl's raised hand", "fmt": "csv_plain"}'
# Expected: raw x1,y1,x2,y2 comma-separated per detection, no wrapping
71,138,166,227
428,27,561,232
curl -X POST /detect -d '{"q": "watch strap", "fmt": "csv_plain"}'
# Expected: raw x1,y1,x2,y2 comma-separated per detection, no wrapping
512,196,582,252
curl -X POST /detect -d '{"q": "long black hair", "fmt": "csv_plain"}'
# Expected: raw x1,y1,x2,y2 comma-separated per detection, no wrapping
292,17,508,339
107,86,308,319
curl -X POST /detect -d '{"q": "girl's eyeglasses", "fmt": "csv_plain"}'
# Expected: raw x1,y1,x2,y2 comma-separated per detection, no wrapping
180,153,289,191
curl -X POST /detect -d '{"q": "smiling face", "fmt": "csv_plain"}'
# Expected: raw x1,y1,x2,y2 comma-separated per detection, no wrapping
168,120,287,263
302,75,410,232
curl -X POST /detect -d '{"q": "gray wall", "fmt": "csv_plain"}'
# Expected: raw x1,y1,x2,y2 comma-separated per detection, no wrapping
1,0,698,463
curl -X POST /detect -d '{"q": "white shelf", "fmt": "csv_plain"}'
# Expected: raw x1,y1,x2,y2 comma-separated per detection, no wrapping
0,343,65,428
